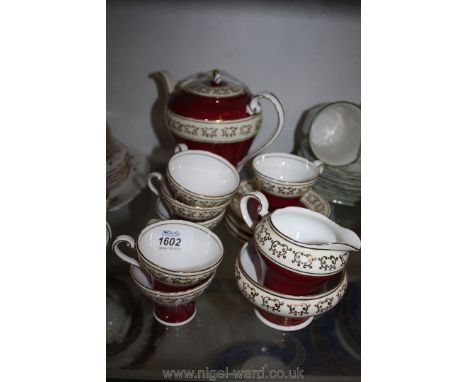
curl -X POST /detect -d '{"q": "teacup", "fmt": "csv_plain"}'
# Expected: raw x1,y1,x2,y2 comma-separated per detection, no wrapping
154,198,225,231
235,241,348,331
112,220,224,287
166,145,240,207
130,265,215,326
240,191,360,295
308,101,361,166
252,153,323,210
148,172,230,222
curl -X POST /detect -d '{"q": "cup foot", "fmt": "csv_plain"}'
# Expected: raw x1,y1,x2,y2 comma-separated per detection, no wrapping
254,309,314,331
152,305,197,327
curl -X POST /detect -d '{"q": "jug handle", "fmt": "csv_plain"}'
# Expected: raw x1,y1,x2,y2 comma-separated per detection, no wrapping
112,235,141,268
236,92,285,171
240,191,269,230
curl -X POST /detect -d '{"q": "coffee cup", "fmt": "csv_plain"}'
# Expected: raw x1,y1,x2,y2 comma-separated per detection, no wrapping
112,220,224,287
252,152,323,211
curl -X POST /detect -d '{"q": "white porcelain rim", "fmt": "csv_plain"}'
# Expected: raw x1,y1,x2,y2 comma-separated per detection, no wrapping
254,309,314,331
130,265,216,297
254,214,350,276
270,207,360,250
153,307,197,327
167,150,240,199
252,152,320,185
160,181,231,213
136,220,224,275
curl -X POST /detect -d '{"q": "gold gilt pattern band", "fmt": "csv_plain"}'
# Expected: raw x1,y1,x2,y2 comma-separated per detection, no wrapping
167,110,262,143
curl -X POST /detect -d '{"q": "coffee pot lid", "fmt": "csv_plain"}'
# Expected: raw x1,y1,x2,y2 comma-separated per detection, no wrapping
180,69,248,98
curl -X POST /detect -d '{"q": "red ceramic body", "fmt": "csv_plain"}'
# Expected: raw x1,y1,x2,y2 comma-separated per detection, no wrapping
261,190,303,211
151,278,198,324
167,83,258,167
153,302,196,324
261,255,341,296
169,92,251,120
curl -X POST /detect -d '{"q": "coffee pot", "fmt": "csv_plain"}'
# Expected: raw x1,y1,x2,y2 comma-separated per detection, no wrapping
151,69,284,169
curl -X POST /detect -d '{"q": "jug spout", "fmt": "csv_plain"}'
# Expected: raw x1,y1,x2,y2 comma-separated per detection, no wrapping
149,70,176,98
326,226,361,251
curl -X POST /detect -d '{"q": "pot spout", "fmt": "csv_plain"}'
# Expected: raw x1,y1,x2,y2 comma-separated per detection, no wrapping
149,70,176,98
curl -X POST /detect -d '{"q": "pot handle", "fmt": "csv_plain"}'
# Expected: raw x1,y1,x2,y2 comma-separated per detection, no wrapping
237,92,285,171
240,191,270,230
112,235,141,268
147,172,163,197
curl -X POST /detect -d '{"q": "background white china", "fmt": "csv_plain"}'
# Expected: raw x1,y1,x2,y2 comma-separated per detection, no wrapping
308,102,361,167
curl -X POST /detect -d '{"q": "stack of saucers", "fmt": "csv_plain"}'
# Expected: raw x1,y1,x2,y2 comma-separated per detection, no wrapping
235,191,361,331
106,124,149,211
112,220,224,326
298,139,360,206
147,144,240,230
224,179,332,243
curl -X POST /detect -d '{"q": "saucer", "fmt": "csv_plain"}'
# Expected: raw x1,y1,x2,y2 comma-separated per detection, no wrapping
229,179,332,220
108,141,150,212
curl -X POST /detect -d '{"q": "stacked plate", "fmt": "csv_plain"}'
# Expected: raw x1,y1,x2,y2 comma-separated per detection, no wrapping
106,125,149,212
298,139,360,206
224,179,333,243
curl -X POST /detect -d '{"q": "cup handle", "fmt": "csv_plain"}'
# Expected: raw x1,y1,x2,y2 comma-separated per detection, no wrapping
313,160,325,175
236,92,285,171
174,143,188,153
240,191,270,230
112,235,141,268
147,172,163,196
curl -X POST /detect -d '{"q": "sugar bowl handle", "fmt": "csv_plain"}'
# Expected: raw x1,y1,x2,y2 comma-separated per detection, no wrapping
240,191,270,229
112,235,141,268
237,92,285,171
